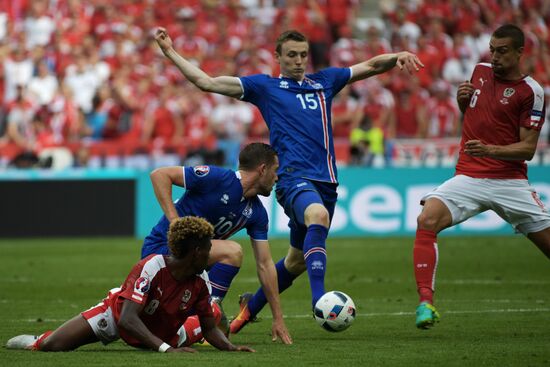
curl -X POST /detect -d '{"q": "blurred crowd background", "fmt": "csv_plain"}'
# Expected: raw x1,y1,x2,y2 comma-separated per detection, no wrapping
0,0,549,170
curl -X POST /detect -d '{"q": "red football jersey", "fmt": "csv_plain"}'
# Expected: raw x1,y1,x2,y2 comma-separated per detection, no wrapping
108,255,212,348
456,63,546,179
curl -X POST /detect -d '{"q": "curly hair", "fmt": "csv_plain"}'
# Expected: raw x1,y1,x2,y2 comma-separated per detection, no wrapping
168,216,214,259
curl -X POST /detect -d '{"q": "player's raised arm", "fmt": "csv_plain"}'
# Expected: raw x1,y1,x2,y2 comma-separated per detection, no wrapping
251,239,293,344
349,51,424,83
150,166,185,223
456,81,475,114
155,27,243,98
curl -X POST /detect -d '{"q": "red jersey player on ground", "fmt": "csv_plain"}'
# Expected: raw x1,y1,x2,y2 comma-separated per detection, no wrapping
6,216,255,353
413,24,550,329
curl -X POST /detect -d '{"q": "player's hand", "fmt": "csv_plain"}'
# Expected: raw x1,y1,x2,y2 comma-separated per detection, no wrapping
457,81,475,104
167,346,198,353
232,345,256,352
464,140,492,157
155,27,173,52
271,320,293,344
395,51,424,74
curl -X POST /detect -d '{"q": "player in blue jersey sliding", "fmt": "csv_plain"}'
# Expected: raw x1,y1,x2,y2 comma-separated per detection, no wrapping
141,142,292,344
155,27,423,333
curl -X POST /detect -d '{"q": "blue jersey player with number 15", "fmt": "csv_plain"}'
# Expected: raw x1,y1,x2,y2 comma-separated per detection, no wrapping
155,28,423,334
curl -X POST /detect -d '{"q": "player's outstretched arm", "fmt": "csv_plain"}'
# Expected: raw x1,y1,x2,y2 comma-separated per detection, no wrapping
252,240,293,344
155,27,243,98
349,51,424,83
118,299,196,353
464,127,541,161
150,166,185,223
201,316,255,352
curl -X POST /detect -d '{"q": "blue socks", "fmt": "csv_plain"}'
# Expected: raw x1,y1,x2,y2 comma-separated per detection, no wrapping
303,224,328,307
208,262,240,299
248,257,298,317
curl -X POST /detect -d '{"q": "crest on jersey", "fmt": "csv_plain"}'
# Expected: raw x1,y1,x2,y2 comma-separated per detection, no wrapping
193,165,210,177
242,207,253,218
279,80,289,89
503,88,515,97
179,289,192,310
135,276,150,293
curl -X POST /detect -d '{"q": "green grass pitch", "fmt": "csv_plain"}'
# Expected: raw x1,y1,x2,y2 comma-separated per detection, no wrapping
1,236,549,367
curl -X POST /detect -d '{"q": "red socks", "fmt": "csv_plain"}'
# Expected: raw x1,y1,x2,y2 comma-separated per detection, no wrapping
32,330,53,351
413,229,438,304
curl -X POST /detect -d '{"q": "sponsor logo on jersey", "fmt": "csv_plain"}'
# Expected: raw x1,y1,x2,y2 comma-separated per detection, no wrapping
279,80,289,89
193,165,210,177
220,193,229,204
500,98,509,105
296,182,307,188
479,77,487,87
503,88,515,97
135,276,150,293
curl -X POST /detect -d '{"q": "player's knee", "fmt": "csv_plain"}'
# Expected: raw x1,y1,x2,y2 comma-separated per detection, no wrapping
222,241,243,266
304,204,330,227
417,212,442,232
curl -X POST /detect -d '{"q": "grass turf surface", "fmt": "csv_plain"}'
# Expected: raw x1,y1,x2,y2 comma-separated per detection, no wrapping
1,236,549,367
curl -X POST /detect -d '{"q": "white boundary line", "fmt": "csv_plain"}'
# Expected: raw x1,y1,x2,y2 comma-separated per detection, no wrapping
12,307,550,323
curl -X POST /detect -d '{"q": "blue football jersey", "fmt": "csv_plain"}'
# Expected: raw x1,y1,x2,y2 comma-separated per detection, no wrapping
240,67,351,183
142,166,269,257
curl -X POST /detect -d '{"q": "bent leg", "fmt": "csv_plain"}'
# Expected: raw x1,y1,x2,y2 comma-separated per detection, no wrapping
208,240,243,300
527,226,550,259
414,198,453,304
303,203,330,307
39,314,99,351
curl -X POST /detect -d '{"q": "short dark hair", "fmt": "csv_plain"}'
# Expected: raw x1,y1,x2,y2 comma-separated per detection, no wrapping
168,216,213,258
238,142,278,171
275,30,308,54
492,24,524,49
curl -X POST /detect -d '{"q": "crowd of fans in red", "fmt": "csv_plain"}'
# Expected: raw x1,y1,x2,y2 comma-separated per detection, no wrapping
0,0,548,168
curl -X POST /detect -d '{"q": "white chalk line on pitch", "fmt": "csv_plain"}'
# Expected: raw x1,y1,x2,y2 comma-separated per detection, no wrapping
11,307,550,323
233,277,550,285
281,308,550,319
3,277,550,286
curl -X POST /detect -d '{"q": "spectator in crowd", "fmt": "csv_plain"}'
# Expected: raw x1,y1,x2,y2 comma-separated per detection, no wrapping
423,79,460,138
1,0,549,169
27,60,59,107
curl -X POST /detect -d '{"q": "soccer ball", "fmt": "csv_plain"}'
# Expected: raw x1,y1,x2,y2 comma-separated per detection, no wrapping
314,291,356,332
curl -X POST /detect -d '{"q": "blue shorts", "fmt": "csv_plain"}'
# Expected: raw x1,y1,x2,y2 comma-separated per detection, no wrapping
141,235,169,259
275,177,338,250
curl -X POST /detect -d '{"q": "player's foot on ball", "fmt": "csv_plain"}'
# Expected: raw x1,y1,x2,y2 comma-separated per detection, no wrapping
415,301,440,329
229,292,255,334
6,335,38,350
211,297,230,337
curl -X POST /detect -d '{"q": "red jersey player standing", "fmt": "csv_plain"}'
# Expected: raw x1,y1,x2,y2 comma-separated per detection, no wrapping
413,24,550,329
6,216,254,353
